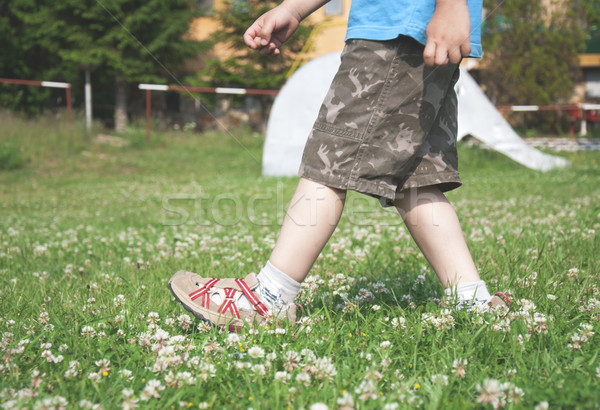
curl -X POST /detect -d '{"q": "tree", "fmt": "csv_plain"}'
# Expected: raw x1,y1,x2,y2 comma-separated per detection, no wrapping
0,0,74,114
3,0,203,131
192,0,313,119
480,0,587,131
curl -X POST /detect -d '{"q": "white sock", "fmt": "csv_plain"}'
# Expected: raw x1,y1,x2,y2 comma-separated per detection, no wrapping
255,261,301,310
232,261,301,312
445,280,492,306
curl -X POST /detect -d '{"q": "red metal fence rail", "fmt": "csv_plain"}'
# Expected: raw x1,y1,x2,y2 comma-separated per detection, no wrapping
0,78,72,125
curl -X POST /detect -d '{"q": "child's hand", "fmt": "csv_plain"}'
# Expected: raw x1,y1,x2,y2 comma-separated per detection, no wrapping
423,0,472,67
243,4,302,56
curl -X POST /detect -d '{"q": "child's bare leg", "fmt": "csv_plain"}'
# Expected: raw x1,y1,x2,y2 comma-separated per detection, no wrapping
269,177,346,283
394,185,479,287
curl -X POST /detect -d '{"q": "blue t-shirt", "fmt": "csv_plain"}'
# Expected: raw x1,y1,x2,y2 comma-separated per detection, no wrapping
345,0,483,58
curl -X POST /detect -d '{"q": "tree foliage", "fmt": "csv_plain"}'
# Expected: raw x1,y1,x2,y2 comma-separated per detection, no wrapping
1,0,203,127
480,0,586,108
195,0,314,90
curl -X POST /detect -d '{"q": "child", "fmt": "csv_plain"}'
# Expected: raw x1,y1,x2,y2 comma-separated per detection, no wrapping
169,0,510,329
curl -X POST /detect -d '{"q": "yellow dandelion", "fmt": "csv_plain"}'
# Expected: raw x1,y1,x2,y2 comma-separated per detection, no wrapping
361,332,366,337
102,371,108,377
348,333,353,338
408,363,413,369
188,402,193,407
414,383,421,390
249,396,253,401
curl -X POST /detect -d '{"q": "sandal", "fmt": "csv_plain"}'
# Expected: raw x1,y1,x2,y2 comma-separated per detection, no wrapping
169,270,297,332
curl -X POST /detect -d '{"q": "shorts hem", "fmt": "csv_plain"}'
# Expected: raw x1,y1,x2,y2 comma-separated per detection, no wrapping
400,172,462,193
299,167,462,208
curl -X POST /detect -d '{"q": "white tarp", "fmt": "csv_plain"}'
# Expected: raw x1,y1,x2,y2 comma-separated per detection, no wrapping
263,52,569,176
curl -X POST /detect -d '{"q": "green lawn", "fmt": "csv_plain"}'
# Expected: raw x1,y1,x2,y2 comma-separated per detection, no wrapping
1,115,599,409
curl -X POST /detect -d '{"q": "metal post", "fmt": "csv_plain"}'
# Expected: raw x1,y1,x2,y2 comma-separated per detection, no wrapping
85,70,92,131
66,86,72,127
146,89,151,141
580,109,587,137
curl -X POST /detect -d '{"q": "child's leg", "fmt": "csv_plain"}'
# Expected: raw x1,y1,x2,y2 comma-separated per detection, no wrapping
269,177,346,283
394,185,480,288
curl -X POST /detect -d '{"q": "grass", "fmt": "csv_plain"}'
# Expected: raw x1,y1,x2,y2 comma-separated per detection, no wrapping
1,113,599,409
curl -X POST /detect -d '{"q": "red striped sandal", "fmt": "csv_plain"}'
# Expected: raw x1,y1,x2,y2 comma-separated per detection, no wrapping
487,291,511,311
168,270,298,331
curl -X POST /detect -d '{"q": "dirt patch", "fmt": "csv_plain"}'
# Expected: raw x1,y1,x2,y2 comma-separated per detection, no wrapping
93,134,130,147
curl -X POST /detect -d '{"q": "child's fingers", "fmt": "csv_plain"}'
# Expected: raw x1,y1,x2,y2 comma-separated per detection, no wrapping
243,22,262,49
460,41,472,58
423,40,436,67
259,17,277,46
448,46,463,64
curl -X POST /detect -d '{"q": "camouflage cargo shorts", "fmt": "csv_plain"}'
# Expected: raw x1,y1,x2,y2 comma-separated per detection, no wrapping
299,36,462,207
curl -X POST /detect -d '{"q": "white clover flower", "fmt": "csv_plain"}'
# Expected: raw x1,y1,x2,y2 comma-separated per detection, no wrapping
81,326,96,338
337,391,354,409
247,345,265,359
372,305,381,311
476,379,502,407
225,333,240,347
355,379,378,401
78,399,94,409
38,312,50,325
452,358,467,378
140,379,165,400
251,364,266,376
177,314,192,330
274,371,289,382
431,374,449,386
64,361,80,379
295,372,311,386
266,352,277,361
119,369,133,382
147,312,160,324
113,294,126,307
309,403,328,410
197,322,211,333
33,395,68,409
380,340,392,349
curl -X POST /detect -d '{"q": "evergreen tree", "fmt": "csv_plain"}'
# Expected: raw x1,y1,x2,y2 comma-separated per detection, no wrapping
194,0,313,106
2,0,203,130
0,0,72,113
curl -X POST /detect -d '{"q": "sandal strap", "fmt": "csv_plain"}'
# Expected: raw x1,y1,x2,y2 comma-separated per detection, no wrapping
189,278,219,308
217,287,241,319
235,278,269,317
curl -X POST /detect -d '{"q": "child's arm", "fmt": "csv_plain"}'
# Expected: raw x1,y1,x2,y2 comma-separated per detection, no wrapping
423,0,472,67
243,0,330,56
